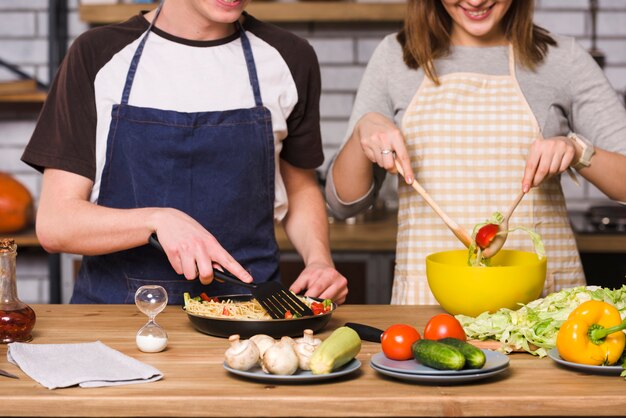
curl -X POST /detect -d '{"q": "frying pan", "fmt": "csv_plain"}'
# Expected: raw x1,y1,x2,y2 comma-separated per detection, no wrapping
184,294,336,338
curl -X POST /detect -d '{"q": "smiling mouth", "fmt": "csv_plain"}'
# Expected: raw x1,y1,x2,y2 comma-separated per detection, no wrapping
461,3,495,18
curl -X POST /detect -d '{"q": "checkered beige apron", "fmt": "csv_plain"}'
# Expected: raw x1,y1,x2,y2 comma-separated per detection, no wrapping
392,46,585,305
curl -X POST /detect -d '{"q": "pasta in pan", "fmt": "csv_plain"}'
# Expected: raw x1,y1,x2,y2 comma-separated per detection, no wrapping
186,297,271,320
184,292,333,320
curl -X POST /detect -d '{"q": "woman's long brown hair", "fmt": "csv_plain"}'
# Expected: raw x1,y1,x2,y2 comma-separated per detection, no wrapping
397,0,556,85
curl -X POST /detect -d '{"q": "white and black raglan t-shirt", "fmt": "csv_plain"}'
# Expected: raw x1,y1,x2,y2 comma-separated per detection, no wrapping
22,12,323,221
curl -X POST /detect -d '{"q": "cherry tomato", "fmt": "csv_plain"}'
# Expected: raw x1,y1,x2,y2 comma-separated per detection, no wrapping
423,314,467,341
381,324,421,361
475,223,499,249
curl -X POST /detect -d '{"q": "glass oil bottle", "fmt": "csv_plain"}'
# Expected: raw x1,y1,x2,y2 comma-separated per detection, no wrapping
0,238,36,343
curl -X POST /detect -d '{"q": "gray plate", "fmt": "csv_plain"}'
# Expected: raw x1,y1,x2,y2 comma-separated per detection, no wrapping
547,348,624,375
370,349,509,376
370,361,509,383
224,359,361,382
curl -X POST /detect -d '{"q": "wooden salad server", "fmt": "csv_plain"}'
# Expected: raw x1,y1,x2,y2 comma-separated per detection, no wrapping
481,190,526,259
394,160,472,248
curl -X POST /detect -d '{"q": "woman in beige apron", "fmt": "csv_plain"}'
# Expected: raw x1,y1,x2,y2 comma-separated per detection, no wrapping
394,44,582,304
328,0,626,304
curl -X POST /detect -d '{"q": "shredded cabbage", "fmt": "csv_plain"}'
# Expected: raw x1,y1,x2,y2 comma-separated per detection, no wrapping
456,285,626,357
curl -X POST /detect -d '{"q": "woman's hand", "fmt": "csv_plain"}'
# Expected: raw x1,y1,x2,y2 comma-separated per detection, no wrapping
355,112,414,184
289,262,348,305
151,208,253,285
522,136,576,192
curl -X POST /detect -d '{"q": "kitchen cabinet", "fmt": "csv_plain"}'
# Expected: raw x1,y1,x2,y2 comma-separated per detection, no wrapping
2,303,626,417
280,251,394,304
79,2,407,24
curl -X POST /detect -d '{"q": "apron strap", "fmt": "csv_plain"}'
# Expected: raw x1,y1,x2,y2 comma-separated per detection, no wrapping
507,44,516,78
237,21,263,107
507,44,542,139
120,0,164,105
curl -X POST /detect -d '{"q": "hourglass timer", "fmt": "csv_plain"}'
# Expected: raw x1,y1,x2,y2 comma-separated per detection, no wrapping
135,285,168,353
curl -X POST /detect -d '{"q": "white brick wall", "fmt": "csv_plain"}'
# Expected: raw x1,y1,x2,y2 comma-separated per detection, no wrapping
15,250,49,304
0,12,37,37
2,1,626,302
0,1,50,303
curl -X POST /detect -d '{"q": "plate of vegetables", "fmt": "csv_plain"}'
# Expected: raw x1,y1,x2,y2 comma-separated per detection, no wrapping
224,359,361,382
223,326,362,382
370,349,509,376
183,293,335,338
547,348,623,375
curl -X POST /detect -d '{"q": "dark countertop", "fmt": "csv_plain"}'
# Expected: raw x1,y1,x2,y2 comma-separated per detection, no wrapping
9,216,626,254
276,211,626,254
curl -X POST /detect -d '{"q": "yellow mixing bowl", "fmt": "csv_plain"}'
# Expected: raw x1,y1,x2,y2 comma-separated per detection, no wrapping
426,249,547,317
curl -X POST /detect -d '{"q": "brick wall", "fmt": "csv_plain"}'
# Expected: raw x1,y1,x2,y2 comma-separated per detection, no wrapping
1,0,625,302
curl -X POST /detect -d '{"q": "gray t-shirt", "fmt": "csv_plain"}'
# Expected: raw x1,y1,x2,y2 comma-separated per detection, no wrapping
326,33,626,218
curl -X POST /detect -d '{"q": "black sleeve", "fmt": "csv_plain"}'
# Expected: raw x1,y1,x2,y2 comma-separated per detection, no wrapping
244,15,324,169
21,16,147,180
280,41,324,169
21,32,98,180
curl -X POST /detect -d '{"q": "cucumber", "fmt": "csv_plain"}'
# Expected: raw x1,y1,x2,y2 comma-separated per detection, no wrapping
411,339,465,370
438,338,486,369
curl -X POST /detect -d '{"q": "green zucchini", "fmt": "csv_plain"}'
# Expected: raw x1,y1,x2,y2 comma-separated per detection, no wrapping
438,338,486,369
309,326,361,375
411,339,465,370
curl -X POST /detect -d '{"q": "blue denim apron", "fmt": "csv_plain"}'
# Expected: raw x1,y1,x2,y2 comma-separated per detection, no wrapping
71,8,280,304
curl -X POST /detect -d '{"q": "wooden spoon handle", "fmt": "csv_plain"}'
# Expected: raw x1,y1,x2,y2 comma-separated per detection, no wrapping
394,160,472,248
506,190,526,221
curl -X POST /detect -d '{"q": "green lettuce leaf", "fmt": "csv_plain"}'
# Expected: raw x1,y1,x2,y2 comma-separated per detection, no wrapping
456,285,626,357
467,211,545,266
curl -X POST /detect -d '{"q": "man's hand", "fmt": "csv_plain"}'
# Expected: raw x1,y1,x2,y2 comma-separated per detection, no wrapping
152,208,253,285
289,262,348,305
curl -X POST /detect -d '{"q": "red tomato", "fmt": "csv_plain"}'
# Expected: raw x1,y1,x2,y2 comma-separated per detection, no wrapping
381,324,421,361
310,302,325,315
475,223,499,249
423,314,466,341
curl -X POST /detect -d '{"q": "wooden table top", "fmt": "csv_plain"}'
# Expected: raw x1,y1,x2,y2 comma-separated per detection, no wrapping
1,304,625,417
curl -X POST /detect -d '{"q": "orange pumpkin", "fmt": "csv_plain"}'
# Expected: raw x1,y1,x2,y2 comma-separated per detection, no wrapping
0,172,34,233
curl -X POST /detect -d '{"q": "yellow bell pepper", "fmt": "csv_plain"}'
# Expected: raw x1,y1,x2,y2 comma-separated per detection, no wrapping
556,300,626,366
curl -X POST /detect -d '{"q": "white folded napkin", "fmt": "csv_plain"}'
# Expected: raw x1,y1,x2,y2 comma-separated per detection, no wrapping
7,341,163,389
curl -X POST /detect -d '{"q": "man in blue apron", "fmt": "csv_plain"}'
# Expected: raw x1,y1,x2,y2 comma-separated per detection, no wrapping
22,0,348,305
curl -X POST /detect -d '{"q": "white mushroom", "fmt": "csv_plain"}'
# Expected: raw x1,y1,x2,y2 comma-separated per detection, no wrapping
294,342,317,370
249,334,275,358
262,336,299,375
296,329,322,347
294,329,322,370
282,336,297,348
224,334,260,371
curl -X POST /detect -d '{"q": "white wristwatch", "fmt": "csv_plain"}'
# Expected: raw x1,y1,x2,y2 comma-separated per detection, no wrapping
567,132,595,170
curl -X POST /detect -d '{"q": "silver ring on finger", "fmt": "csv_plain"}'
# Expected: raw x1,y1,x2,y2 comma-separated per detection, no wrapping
381,149,392,156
